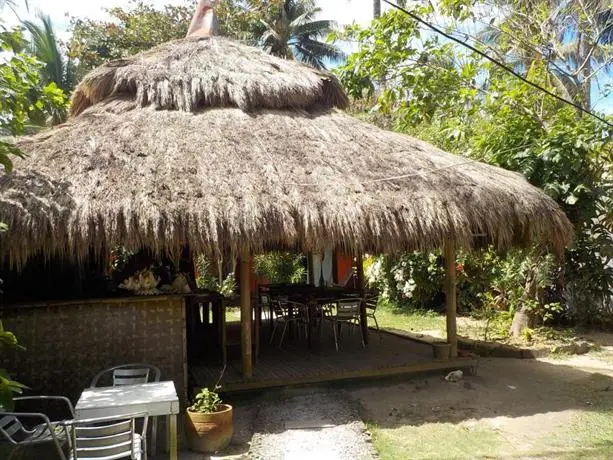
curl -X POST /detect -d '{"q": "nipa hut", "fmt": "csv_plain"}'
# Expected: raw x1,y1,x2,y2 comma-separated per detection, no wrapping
0,1,572,398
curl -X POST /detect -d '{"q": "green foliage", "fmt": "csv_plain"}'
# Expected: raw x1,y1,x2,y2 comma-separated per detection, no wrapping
189,386,223,413
68,1,196,80
22,13,76,121
67,1,295,80
366,252,444,310
0,27,67,171
338,4,613,329
259,0,344,69
216,0,283,41
0,321,26,410
195,255,236,296
254,252,305,284
367,249,500,313
471,305,513,342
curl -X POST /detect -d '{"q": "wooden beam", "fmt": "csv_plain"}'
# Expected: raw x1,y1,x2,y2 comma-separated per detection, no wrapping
240,248,252,377
444,239,458,358
356,252,369,345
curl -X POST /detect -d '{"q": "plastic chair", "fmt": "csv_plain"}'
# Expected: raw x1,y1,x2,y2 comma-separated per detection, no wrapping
90,364,160,455
61,412,148,460
324,298,365,351
0,395,76,460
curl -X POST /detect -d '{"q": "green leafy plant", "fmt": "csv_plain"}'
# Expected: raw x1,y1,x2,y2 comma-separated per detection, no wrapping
195,255,236,296
0,321,27,410
189,386,223,413
254,252,305,284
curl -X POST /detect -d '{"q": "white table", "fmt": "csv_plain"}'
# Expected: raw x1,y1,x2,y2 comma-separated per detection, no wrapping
76,381,180,460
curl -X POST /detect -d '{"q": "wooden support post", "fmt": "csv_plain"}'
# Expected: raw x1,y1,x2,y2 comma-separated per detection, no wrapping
240,248,253,377
356,252,369,346
254,287,260,362
444,239,458,358
307,252,315,285
220,296,227,366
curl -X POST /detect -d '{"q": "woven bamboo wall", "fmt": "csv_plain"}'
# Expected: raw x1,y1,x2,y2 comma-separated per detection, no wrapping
1,296,188,407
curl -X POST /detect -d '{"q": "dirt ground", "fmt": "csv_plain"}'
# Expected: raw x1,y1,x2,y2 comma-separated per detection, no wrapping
349,333,613,459
172,333,613,460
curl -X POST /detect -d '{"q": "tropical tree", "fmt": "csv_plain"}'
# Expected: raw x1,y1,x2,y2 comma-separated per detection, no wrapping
22,14,74,123
0,27,67,166
443,0,613,111
337,6,613,335
374,0,381,19
259,0,344,69
69,1,197,80
68,1,279,81
23,14,74,93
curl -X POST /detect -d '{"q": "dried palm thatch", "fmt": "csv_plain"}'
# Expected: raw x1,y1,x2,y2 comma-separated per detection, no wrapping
0,37,572,269
70,37,349,116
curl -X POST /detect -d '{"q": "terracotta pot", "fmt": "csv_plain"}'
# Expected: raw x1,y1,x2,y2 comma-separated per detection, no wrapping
185,404,234,453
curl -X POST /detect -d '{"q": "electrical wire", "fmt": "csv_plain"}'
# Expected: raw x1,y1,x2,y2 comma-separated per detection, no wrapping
382,0,613,129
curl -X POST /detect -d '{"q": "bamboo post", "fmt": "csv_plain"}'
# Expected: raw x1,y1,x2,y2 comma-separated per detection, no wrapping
307,252,315,285
444,239,458,358
239,247,252,377
356,252,369,345
254,283,260,362
220,296,227,366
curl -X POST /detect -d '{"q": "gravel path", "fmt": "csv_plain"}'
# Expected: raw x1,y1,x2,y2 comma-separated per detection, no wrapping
248,391,377,460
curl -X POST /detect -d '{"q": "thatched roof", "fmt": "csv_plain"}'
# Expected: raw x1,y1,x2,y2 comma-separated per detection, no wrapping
0,36,572,268
70,37,348,116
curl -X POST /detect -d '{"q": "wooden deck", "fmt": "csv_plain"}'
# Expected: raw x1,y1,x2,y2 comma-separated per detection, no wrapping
190,323,478,392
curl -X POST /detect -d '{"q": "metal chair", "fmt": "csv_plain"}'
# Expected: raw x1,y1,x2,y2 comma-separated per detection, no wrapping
90,364,161,388
61,412,148,460
324,298,365,351
365,293,382,343
269,299,309,348
0,395,76,460
90,364,160,456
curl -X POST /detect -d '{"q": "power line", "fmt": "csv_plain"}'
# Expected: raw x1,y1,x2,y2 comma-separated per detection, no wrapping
382,0,613,129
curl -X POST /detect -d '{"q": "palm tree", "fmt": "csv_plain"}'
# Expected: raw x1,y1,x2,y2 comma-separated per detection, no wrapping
23,14,74,92
0,0,28,17
259,0,344,70
22,13,74,123
374,0,381,18
479,0,613,110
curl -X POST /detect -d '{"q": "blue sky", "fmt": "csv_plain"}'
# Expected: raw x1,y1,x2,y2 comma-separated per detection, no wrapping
6,0,612,113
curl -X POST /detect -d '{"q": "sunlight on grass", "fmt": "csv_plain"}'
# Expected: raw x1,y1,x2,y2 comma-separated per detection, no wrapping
369,422,506,460
589,348,613,365
527,407,613,459
226,307,240,322
373,307,446,336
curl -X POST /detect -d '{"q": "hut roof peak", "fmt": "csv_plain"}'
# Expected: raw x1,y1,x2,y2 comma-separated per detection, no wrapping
69,36,349,117
187,0,219,38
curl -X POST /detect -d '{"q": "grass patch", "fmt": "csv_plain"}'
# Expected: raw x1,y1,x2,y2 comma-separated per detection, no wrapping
540,407,613,459
589,348,613,365
226,307,240,322
369,422,507,460
373,306,446,336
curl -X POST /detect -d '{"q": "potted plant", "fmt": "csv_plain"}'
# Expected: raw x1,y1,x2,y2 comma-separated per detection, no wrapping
185,386,233,453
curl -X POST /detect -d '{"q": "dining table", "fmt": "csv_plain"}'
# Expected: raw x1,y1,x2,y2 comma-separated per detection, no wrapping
75,380,180,460
264,285,364,348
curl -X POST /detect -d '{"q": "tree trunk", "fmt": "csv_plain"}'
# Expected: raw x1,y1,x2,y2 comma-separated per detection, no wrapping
373,0,381,18
510,273,537,338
